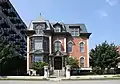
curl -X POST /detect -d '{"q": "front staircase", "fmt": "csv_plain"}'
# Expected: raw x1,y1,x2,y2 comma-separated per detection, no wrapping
50,70,65,78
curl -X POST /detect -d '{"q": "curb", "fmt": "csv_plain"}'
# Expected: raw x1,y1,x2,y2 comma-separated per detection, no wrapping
62,77,120,81
0,78,49,81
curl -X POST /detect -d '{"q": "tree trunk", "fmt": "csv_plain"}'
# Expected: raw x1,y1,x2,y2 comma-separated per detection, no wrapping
101,68,105,75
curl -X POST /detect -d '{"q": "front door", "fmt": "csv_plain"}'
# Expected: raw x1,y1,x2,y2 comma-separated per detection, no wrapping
54,57,62,70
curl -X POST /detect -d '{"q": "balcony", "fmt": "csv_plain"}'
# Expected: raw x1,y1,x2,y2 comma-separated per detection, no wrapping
2,30,9,36
20,44,24,48
0,20,4,26
0,20,10,28
23,47,27,51
2,8,16,17
15,41,21,45
2,9,9,16
15,34,21,39
0,16,2,20
8,9,16,17
16,18,21,24
8,17,18,24
8,37,15,41
15,48,19,51
23,42,27,46
20,50,25,54
9,29,16,34
0,0,11,9
25,53,27,56
20,38,25,42
20,30,26,35
0,29,2,34
15,24,21,30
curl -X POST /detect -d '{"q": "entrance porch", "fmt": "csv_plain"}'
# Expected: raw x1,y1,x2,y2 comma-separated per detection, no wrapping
49,51,67,77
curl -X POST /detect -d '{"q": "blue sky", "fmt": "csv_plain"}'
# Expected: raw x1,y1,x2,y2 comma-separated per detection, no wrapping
10,0,120,49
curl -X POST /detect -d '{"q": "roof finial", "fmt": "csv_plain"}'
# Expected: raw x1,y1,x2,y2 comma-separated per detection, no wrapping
40,13,42,16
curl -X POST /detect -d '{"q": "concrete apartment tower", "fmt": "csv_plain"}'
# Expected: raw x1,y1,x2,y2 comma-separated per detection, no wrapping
0,0,27,57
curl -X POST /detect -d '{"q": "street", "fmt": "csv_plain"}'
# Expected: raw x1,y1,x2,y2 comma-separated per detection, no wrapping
0,80,120,84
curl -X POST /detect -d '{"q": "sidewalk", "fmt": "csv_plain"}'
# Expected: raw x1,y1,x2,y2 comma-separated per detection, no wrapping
0,75,120,81
0,76,47,80
62,74,120,80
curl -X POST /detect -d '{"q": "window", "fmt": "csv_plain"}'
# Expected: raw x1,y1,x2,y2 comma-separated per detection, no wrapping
35,29,39,34
54,41,61,51
43,40,47,51
55,26,61,32
39,24,45,28
34,55,43,62
35,24,45,34
34,40,42,50
80,57,84,67
70,28,79,36
30,38,34,50
80,42,84,52
68,42,72,52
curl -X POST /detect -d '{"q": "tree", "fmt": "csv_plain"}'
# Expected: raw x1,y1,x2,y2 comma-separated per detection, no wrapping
0,40,26,75
66,56,79,68
90,41,120,74
32,61,48,71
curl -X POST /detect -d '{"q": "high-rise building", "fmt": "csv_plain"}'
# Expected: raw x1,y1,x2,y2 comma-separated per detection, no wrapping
0,0,27,57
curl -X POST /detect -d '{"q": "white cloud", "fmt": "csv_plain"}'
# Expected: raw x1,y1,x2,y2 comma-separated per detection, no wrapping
98,10,108,17
105,0,118,6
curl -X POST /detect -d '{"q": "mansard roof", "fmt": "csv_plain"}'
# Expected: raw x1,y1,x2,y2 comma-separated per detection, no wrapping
27,16,91,35
65,24,88,33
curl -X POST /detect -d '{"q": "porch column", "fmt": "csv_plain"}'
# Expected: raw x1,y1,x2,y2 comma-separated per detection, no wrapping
49,36,52,54
49,56,51,69
62,56,66,71
64,38,66,52
49,56,53,70
52,57,54,70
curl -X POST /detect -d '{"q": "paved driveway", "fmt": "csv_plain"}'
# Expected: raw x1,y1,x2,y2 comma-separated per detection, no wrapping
0,80,120,84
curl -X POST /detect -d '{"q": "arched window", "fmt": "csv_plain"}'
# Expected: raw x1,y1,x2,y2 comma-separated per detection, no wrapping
54,41,61,51
80,57,84,67
80,42,84,52
68,42,72,52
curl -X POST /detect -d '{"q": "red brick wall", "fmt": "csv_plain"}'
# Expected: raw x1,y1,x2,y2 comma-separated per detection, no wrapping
52,36,89,67
67,37,88,67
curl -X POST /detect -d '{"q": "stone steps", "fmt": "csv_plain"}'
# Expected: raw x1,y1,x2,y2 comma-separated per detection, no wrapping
50,70,65,78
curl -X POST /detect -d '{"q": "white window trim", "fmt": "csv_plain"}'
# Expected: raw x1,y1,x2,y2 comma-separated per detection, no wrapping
54,40,62,51
67,40,74,45
79,41,85,44
79,56,85,67
79,41,85,53
34,40,42,50
67,41,73,53
79,56,85,59
53,40,62,44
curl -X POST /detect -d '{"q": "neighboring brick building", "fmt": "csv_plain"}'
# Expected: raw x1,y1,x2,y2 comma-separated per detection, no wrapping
27,16,91,74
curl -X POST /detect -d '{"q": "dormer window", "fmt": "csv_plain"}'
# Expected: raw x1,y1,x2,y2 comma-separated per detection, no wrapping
53,23,62,32
55,25,61,32
34,23,46,34
69,26,80,36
